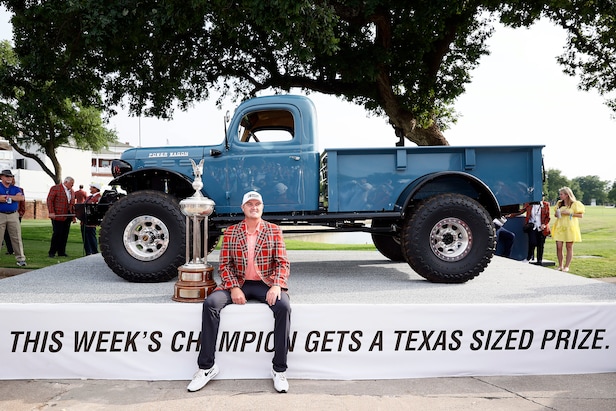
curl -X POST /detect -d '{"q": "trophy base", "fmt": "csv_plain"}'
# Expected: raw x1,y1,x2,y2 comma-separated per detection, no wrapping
172,264,217,303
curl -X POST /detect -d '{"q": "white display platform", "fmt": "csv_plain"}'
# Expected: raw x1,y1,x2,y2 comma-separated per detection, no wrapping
1,302,615,380
1,251,615,380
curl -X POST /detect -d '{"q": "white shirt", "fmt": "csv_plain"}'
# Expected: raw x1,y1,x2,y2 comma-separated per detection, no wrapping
530,204,542,230
63,184,72,203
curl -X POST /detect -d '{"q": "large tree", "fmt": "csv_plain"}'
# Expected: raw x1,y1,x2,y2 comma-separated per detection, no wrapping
573,175,609,205
545,168,570,202
2,1,615,146
0,40,116,183
608,181,616,204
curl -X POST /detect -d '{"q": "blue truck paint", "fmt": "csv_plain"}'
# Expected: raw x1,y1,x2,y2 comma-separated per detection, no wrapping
99,94,544,284
324,145,543,212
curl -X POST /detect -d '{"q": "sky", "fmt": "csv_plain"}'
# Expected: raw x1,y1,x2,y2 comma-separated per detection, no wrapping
1,9,614,183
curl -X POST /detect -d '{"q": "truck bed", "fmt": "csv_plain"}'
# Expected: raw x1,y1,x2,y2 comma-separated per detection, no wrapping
324,145,544,212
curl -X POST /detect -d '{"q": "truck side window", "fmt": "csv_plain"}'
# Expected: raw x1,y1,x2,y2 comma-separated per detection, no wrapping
238,110,294,143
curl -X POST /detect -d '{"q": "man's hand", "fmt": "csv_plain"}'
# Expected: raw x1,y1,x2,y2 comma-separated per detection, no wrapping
230,287,246,305
266,285,281,306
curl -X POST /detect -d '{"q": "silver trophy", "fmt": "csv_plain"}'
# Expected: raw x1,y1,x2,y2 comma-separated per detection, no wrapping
173,159,217,302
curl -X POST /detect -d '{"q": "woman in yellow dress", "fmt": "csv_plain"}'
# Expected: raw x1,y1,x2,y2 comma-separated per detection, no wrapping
551,186,585,272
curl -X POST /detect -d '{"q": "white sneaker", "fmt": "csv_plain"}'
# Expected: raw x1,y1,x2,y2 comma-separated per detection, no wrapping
187,364,219,392
272,369,289,393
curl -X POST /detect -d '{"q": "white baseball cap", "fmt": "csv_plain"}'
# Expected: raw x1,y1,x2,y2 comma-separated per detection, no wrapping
90,182,102,191
242,191,263,206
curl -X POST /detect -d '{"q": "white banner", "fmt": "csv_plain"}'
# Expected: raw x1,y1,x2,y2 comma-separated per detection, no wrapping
1,303,615,380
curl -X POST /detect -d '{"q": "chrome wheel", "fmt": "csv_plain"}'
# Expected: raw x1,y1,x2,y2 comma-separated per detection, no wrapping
123,215,170,261
429,217,472,261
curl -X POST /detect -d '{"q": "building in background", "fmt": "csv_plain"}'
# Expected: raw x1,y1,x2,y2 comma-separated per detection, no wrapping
0,137,132,201
91,141,133,182
0,139,12,170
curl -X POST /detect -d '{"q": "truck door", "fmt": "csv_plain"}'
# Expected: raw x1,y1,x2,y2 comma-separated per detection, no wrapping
221,105,317,213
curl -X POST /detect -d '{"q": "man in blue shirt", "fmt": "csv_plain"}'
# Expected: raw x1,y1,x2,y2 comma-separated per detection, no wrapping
0,170,26,266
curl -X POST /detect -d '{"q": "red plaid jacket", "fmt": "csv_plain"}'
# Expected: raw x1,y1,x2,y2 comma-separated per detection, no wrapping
522,200,551,236
217,220,290,291
47,183,75,221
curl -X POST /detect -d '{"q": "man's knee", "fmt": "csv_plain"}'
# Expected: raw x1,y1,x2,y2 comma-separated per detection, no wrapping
272,293,291,313
203,290,229,311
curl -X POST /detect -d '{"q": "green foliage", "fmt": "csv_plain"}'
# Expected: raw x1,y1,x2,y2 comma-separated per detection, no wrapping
545,168,569,201
608,181,616,204
2,1,616,148
545,168,582,203
546,168,614,205
573,175,609,205
0,40,17,65
4,1,615,147
0,40,117,183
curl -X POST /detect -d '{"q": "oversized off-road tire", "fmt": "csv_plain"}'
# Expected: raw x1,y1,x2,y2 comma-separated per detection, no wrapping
100,190,186,283
401,193,494,283
371,219,405,262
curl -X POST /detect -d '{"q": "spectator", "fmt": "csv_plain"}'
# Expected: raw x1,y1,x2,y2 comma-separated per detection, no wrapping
47,176,76,258
75,185,88,204
81,183,102,255
552,186,585,272
508,194,551,265
0,170,27,266
188,191,291,393
3,175,25,255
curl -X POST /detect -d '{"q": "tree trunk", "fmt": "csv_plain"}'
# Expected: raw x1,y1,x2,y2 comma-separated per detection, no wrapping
8,139,61,184
376,70,449,147
386,111,450,147
405,122,450,146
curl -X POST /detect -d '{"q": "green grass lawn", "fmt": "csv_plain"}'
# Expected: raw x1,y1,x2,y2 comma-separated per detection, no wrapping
1,220,88,270
5,206,615,278
542,206,616,278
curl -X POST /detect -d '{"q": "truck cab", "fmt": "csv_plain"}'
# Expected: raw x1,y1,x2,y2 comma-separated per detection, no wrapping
209,95,321,213
112,95,321,214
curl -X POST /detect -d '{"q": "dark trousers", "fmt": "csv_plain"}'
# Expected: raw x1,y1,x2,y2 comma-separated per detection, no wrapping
527,229,546,262
198,280,291,372
81,224,98,255
49,219,72,256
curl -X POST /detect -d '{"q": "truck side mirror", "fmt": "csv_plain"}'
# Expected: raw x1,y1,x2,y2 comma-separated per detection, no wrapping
224,111,230,151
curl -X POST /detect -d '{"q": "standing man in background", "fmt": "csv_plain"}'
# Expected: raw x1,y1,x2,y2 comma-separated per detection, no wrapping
81,182,102,255
74,184,88,204
47,176,76,258
0,170,26,266
3,174,26,256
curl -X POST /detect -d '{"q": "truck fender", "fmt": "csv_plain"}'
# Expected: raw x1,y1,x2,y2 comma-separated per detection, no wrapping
396,171,501,218
109,167,197,200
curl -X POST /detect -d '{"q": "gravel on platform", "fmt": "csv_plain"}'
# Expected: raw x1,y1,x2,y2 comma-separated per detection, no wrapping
0,250,614,304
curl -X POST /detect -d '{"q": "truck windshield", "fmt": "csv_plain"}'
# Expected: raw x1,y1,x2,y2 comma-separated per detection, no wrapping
238,110,294,143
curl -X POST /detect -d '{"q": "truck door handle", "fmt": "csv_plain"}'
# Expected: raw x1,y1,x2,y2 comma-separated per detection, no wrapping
210,149,222,157
289,156,300,161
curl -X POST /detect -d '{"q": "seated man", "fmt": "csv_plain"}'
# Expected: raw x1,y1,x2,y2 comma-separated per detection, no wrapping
188,191,291,393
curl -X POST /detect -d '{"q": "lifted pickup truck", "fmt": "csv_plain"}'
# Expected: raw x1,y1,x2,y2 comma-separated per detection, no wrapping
93,95,544,284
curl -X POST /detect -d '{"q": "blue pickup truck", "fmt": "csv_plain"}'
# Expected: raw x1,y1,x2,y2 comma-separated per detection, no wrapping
95,95,544,284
